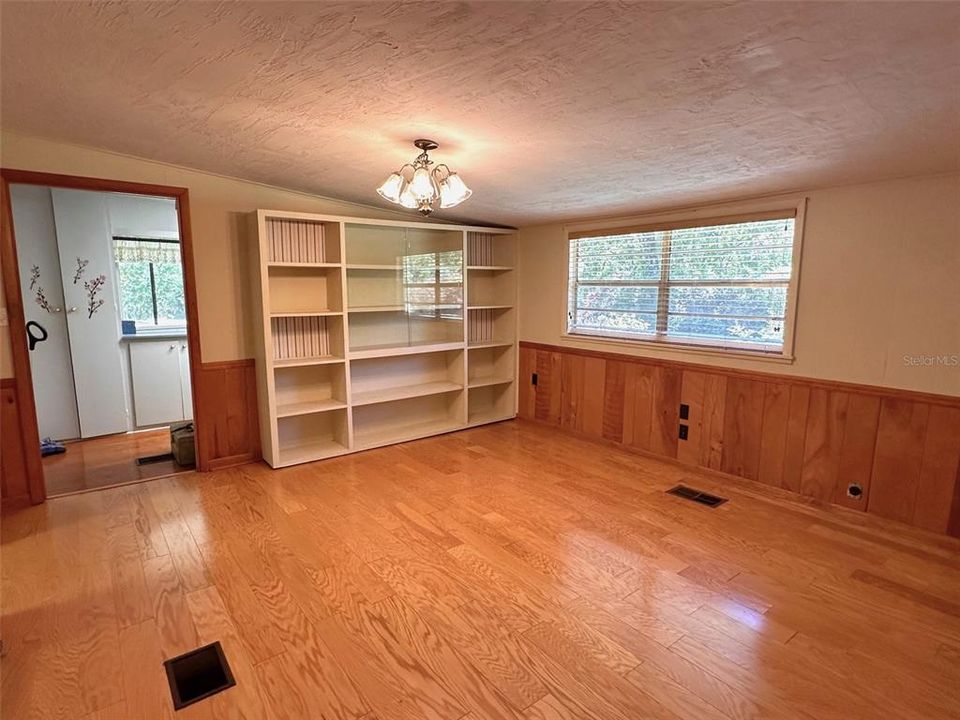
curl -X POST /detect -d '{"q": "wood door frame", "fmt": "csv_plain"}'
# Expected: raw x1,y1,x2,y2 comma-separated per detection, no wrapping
1,168,208,504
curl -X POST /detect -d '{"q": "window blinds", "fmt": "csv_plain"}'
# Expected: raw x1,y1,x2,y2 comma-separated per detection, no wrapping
568,212,797,353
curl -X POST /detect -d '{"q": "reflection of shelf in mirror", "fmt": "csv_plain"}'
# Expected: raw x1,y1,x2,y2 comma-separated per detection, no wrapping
273,356,345,368
277,438,349,466
468,376,514,389
349,341,464,360
276,399,348,418
352,381,462,407
468,340,514,349
467,265,513,271
346,264,402,270
270,310,342,318
467,305,513,310
268,262,341,269
354,418,465,451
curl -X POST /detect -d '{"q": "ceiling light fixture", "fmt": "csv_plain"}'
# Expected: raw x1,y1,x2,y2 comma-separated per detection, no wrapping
377,139,472,215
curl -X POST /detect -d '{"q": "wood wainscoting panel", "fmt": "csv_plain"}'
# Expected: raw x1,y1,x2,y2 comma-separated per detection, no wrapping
756,381,790,487
868,399,931,524
649,366,681,458
676,370,706,465
518,345,537,420
534,350,562,425
834,394,882,510
560,353,606,438
720,377,765,481
195,359,261,471
601,360,628,443
1,378,30,500
798,388,850,502
914,406,960,533
781,385,811,494
519,341,960,536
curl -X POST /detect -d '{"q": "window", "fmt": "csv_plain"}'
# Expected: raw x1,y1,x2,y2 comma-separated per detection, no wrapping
114,238,186,330
567,206,801,355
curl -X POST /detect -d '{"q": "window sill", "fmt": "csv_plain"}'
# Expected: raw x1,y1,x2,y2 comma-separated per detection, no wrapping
121,331,188,343
561,331,796,365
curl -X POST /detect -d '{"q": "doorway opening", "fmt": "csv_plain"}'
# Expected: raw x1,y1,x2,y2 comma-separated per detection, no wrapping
9,185,196,496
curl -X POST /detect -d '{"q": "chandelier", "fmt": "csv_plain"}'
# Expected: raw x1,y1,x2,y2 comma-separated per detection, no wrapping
376,139,472,215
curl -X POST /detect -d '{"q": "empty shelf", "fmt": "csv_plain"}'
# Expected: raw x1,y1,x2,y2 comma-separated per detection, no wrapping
468,409,515,426
352,381,463,407
277,438,349,466
349,341,464,360
354,417,465,450
273,356,345,368
276,399,348,418
467,265,514,271
468,340,514,349
467,304,513,310
468,376,514,389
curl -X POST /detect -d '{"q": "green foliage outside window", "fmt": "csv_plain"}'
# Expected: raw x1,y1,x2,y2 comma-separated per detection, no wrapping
115,241,186,328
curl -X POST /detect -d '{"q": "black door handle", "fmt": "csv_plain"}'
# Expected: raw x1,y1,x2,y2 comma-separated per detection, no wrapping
26,321,48,351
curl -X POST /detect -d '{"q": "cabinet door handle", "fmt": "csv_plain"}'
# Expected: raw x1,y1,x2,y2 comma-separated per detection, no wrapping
169,344,177,350
67,307,78,313
50,307,63,313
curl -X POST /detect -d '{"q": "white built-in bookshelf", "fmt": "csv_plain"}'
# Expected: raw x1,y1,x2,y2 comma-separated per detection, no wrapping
250,211,517,468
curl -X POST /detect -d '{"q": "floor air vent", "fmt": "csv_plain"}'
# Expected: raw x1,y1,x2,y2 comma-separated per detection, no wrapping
137,452,176,466
666,485,728,508
164,641,236,710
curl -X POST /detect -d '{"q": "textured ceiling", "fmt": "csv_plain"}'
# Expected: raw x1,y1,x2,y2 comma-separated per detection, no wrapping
2,1,959,226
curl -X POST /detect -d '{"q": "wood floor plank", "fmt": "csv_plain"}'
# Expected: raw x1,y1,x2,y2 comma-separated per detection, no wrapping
185,586,270,720
375,595,524,720
118,620,176,720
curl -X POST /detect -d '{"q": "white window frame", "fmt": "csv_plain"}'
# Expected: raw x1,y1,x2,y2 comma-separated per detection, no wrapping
562,196,806,361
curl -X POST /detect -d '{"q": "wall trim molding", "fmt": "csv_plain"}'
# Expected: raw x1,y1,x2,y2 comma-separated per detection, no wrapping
519,341,960,408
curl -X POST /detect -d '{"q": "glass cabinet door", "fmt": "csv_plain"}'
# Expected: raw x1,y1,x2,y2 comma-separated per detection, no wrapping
345,225,464,353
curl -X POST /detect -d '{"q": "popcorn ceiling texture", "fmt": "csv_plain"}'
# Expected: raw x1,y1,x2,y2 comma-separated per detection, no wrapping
1,1,959,226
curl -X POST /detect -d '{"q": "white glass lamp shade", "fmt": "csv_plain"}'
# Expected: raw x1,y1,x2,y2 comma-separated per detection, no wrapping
376,172,405,203
409,166,437,202
398,182,418,209
439,172,472,208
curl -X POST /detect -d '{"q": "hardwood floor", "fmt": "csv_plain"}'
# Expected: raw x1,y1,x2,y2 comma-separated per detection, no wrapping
41,428,192,497
3,419,959,719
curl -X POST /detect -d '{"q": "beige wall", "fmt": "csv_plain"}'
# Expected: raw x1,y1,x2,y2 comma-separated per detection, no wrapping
0,131,415,377
518,172,960,396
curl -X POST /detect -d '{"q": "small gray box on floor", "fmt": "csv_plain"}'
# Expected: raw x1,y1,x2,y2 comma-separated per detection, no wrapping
171,422,196,467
